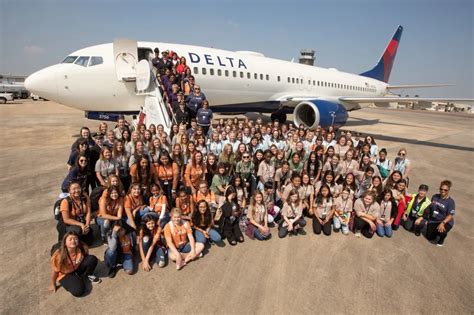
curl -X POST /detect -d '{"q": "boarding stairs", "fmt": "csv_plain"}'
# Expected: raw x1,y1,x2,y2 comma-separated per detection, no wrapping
113,39,175,133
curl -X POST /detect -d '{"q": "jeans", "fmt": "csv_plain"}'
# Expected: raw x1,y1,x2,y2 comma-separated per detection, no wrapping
254,228,271,240
333,216,349,235
104,232,134,272
376,223,393,238
141,236,166,265
194,229,221,244
96,217,120,238
278,217,306,238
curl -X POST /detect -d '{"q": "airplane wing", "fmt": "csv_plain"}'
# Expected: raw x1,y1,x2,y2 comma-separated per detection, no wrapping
386,84,454,89
339,97,474,103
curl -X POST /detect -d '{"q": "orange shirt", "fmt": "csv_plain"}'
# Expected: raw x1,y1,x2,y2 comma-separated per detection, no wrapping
51,249,84,281
185,164,205,188
149,194,168,214
163,220,192,248
130,164,157,186
119,234,132,255
124,194,144,210
175,196,193,216
155,163,177,182
193,191,216,204
60,197,87,221
97,197,123,217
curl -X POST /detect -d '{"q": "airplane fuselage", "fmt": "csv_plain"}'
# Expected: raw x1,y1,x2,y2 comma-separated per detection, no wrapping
26,41,388,113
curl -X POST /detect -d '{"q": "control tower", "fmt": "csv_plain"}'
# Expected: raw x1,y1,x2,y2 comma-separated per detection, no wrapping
299,49,315,66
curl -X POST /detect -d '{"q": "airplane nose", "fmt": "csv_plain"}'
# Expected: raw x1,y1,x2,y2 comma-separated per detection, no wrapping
25,66,59,101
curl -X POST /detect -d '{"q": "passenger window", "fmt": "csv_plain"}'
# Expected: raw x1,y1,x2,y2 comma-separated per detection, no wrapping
277,76,281,82
287,77,290,83
217,69,222,76
240,72,244,78
225,70,229,77
255,73,258,79
233,71,237,78
260,74,263,80
292,78,295,84
210,69,215,75
266,74,269,80
247,72,251,79
62,56,78,63
89,56,103,66
296,78,299,84
74,56,90,67
202,68,207,75
194,67,199,74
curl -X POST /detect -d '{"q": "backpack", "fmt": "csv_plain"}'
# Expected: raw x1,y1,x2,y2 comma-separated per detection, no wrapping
90,186,105,213
53,197,72,221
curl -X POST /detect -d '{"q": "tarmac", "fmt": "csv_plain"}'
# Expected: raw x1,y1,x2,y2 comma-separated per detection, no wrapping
0,100,473,314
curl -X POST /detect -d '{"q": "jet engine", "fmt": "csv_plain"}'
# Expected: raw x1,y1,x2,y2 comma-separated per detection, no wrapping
293,99,348,129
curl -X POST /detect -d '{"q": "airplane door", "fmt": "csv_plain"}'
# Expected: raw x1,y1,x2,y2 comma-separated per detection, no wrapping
113,39,138,81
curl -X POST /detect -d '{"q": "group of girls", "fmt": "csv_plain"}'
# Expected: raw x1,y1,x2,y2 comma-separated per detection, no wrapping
51,118,457,297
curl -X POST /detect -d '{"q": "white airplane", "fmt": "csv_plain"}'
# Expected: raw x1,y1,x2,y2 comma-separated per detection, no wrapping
25,25,472,130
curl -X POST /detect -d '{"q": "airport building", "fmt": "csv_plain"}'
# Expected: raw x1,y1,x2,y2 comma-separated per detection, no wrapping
0,74,27,84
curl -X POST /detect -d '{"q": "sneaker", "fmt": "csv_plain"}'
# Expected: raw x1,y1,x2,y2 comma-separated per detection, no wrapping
198,252,203,258
414,231,421,237
88,275,102,284
116,263,123,269
107,267,118,278
436,243,444,247
355,232,361,238
102,236,108,246
158,259,166,268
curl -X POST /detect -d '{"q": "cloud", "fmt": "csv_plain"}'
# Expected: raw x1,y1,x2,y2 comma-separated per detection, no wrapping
227,19,240,29
24,45,45,55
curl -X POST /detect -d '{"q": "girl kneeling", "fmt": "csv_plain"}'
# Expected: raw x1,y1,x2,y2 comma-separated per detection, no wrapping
192,200,223,247
105,224,134,277
279,189,306,238
246,191,271,240
139,215,167,271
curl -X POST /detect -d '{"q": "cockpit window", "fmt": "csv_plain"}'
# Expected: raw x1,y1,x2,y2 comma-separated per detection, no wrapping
89,56,103,66
74,56,90,67
62,56,78,63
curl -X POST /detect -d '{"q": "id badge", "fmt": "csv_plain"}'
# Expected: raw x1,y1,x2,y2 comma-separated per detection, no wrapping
163,181,169,186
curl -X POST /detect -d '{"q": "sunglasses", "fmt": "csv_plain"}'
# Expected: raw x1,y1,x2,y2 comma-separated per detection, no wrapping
399,153,406,156
440,188,449,192
79,160,87,163
243,156,250,159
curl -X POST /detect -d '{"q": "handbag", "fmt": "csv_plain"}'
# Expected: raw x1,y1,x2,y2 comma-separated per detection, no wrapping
245,222,256,240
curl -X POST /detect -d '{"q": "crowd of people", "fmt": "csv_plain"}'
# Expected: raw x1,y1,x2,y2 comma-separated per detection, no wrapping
50,49,457,297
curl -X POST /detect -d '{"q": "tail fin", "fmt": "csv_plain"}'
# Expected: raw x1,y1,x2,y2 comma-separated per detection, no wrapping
360,25,403,83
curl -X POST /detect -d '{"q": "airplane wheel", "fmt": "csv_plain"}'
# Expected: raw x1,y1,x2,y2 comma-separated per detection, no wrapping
271,112,286,124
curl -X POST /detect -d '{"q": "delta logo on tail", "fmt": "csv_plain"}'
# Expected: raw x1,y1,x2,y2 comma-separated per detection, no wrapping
360,25,403,83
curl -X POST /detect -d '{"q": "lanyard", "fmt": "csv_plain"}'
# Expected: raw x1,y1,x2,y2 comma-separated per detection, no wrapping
71,198,83,216
381,201,389,217
364,203,372,214
159,164,172,179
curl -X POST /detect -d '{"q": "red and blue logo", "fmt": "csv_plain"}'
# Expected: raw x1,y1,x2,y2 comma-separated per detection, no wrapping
360,25,403,83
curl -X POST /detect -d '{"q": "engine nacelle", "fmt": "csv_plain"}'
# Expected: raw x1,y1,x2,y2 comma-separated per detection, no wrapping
293,99,348,130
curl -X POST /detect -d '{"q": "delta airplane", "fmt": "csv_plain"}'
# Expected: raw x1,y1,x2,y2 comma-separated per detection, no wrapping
25,25,471,130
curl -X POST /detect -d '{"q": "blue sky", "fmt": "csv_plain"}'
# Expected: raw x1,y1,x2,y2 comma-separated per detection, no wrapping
1,0,472,97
